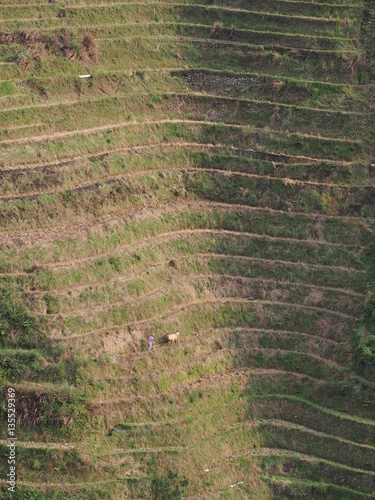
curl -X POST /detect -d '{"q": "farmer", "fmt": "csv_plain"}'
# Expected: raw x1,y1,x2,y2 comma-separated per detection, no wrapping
148,334,154,351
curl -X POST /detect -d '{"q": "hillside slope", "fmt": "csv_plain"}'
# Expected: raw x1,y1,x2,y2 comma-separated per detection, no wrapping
0,0,375,498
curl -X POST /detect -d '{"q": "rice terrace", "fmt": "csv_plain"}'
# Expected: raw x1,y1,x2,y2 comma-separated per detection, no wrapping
0,0,374,498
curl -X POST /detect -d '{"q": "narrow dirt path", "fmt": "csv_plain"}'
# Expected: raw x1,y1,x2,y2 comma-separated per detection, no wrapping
0,118,362,146
51,296,355,341
1,140,358,174
210,447,375,475
2,164,372,201
18,255,364,296
1,194,368,250
19,227,364,272
48,274,362,318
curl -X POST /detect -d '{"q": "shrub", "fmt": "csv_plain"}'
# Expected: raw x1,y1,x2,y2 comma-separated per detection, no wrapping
43,294,59,315
210,22,223,38
0,81,16,96
355,242,375,368
151,470,188,499
62,189,77,205
0,29,99,66
358,67,370,84
0,291,46,349
109,256,122,272
355,328,375,366
364,290,375,325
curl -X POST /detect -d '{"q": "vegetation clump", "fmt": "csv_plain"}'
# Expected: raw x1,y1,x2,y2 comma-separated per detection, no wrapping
355,243,375,371
151,470,188,500
0,289,46,350
0,29,99,68
0,0,374,497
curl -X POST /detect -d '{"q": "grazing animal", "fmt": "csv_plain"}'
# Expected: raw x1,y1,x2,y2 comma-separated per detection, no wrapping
166,331,180,345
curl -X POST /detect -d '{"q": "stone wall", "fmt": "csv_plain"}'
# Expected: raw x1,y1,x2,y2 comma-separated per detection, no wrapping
185,72,258,87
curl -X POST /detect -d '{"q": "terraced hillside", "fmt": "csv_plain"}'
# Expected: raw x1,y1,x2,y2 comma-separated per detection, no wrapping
0,0,375,498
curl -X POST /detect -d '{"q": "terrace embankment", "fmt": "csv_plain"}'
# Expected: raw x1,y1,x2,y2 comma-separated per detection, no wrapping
0,0,374,498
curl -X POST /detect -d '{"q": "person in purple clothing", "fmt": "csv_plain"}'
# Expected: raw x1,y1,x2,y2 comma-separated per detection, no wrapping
148,334,154,350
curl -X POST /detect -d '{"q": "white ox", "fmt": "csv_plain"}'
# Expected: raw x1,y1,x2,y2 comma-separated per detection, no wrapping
166,331,180,345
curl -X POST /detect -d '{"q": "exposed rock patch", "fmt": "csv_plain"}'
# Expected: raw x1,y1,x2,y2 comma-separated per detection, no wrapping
185,72,258,88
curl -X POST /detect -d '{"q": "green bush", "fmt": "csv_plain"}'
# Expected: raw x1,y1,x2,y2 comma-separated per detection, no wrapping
355,242,375,367
43,294,59,314
364,290,375,325
355,328,375,366
151,470,188,500
0,291,46,349
0,81,16,96
0,486,70,499
358,67,370,84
